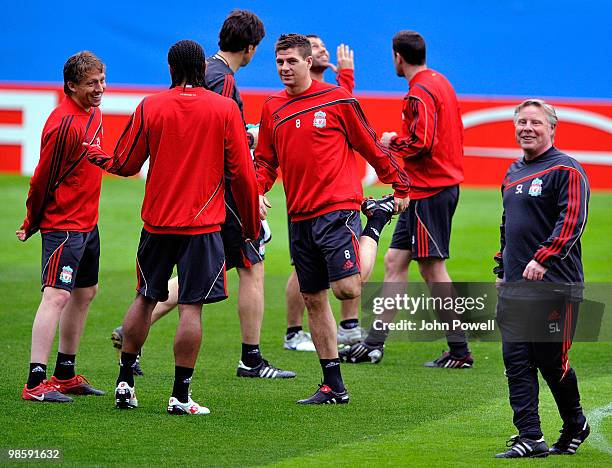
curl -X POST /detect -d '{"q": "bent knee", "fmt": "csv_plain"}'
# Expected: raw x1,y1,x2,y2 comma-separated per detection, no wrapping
334,287,360,300
331,277,360,301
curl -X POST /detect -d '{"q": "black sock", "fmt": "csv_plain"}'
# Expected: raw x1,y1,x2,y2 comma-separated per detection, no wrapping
320,358,345,393
53,352,76,380
340,319,359,330
172,366,194,403
242,343,263,368
362,213,388,244
448,341,469,358
117,352,138,387
286,326,303,338
521,432,544,441
365,326,388,347
27,363,47,389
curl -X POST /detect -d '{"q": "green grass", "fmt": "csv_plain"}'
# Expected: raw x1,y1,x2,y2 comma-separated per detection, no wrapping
0,174,611,467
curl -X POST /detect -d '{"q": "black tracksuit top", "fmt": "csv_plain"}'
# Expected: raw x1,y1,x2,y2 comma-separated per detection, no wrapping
497,146,589,284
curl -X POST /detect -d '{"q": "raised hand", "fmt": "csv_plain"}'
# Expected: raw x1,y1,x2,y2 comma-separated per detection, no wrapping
336,43,354,71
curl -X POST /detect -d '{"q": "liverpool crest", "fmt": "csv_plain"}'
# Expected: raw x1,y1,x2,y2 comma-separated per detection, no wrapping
59,265,74,284
313,110,327,128
528,177,543,197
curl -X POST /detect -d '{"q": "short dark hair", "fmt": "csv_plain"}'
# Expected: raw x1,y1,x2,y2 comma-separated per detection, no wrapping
168,40,206,88
275,34,312,59
63,51,105,95
218,10,265,52
392,30,426,65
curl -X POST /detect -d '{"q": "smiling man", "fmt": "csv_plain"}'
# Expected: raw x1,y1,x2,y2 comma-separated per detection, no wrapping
307,35,354,93
17,51,106,403
494,99,591,458
255,34,410,404
283,35,360,354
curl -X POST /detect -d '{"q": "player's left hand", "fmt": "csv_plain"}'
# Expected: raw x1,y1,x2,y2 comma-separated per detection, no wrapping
394,196,410,214
522,259,547,281
380,132,397,148
330,44,354,72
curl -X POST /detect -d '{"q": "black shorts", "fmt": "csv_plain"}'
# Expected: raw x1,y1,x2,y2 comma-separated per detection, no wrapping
222,189,265,270
389,185,459,259
290,210,361,293
41,226,100,292
136,229,227,304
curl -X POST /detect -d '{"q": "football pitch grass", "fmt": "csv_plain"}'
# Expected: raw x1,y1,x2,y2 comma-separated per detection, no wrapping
1,174,611,466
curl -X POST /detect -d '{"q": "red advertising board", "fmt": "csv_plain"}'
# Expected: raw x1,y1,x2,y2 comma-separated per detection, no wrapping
1,84,611,189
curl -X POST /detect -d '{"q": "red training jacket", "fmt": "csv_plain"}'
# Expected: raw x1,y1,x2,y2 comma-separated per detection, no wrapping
388,69,464,199
86,86,260,239
22,96,103,238
255,80,410,221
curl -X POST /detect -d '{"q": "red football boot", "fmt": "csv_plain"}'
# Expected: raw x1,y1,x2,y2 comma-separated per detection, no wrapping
49,375,105,396
22,380,73,402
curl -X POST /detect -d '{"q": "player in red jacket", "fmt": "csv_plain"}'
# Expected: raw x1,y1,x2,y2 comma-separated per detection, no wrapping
109,11,295,381
283,35,363,353
255,34,410,404
85,40,260,415
341,30,472,368
17,51,106,403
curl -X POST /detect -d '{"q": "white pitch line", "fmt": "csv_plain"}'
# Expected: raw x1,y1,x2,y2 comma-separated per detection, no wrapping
587,402,612,455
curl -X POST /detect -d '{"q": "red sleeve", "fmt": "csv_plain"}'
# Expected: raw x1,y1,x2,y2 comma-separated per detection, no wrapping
22,117,78,238
340,97,410,198
336,69,355,95
86,99,149,176
388,85,436,159
253,103,279,195
225,102,261,240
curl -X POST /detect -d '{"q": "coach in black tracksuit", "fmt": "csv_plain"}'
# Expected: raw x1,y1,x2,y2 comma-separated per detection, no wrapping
493,99,590,458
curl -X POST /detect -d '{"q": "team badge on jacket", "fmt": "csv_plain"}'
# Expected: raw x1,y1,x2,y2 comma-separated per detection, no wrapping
59,266,74,284
313,111,327,128
528,177,543,197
